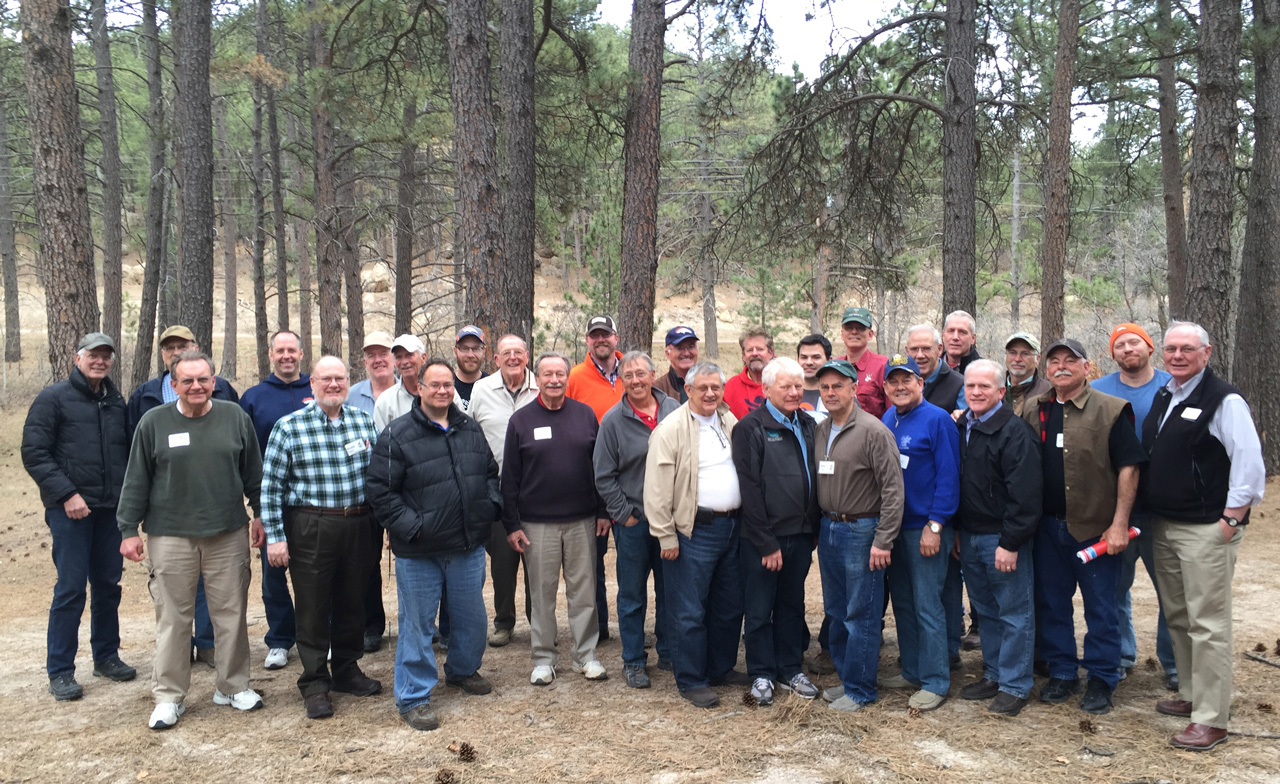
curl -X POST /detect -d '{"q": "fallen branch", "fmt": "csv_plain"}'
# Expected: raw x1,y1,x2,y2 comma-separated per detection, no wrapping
1228,730,1280,739
705,710,743,722
1243,652,1280,669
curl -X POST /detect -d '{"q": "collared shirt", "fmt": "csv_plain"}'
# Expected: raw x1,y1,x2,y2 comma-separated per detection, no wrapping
373,380,417,432
965,401,1003,443
346,378,376,416
260,402,378,543
766,399,811,492
1157,370,1265,508
160,372,178,404
591,354,619,387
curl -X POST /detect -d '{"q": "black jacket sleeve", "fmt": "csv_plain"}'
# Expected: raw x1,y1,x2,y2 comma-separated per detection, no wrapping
999,418,1042,552
732,415,780,557
367,425,425,543
21,387,77,507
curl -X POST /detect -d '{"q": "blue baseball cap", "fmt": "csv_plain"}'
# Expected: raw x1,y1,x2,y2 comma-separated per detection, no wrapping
884,354,922,380
456,325,485,344
665,326,699,346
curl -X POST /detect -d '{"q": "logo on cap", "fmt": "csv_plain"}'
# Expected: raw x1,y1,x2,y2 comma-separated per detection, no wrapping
665,326,699,346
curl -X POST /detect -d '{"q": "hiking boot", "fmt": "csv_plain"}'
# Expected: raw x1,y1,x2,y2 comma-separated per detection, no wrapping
1039,677,1080,704
402,704,439,731
806,650,837,675
1080,678,1113,715
446,673,493,695
363,632,383,653
488,627,513,648
48,674,83,702
305,692,334,719
93,656,136,682
623,664,651,689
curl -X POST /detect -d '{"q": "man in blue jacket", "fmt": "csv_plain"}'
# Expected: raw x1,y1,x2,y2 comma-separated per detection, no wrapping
239,330,312,671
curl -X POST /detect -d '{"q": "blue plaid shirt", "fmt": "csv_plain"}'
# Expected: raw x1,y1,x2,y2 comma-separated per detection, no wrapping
261,402,378,543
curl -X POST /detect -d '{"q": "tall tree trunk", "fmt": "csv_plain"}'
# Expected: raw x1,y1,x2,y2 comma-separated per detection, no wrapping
173,0,215,356
309,0,342,358
339,151,365,380
693,11,719,358
1233,0,1280,473
251,78,269,380
1010,144,1022,328
448,0,507,346
287,111,312,355
1039,0,1080,344
617,0,664,352
90,0,122,380
1185,0,1242,369
1157,0,1191,317
20,0,101,378
215,98,239,381
0,98,20,363
260,0,288,333
941,0,977,318
501,0,535,342
395,98,416,336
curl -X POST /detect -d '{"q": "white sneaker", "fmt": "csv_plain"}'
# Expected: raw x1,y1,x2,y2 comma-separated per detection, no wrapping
213,688,264,711
264,648,288,670
573,660,608,681
530,665,556,685
148,702,185,730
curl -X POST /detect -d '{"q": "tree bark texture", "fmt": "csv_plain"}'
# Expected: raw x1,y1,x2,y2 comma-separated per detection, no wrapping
448,0,508,348
395,99,415,337
259,0,288,333
287,111,312,355
1185,0,1241,369
501,0,536,343
1039,0,1080,345
309,0,342,358
173,0,215,357
90,0,122,379
20,0,101,378
251,80,269,380
940,0,977,318
1156,0,1190,317
339,156,365,381
0,98,21,362
618,0,665,352
1233,0,1280,473
215,98,239,381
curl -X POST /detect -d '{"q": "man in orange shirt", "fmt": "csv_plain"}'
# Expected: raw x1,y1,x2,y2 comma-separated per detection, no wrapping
723,327,775,420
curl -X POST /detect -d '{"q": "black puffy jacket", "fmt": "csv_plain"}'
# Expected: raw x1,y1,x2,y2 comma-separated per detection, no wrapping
366,402,501,558
21,368,131,510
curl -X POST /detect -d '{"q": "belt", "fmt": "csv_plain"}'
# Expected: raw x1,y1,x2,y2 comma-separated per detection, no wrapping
293,505,370,517
823,511,861,523
695,506,741,523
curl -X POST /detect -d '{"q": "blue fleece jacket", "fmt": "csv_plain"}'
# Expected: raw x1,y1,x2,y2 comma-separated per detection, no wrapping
240,374,314,457
882,399,961,529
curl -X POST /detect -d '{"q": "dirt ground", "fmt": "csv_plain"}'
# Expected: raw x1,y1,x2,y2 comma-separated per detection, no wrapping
1,404,1278,784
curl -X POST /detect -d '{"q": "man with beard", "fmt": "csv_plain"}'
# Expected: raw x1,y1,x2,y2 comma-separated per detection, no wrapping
724,327,775,420
835,308,888,417
1003,333,1051,416
347,331,397,417
452,325,489,411
654,326,699,404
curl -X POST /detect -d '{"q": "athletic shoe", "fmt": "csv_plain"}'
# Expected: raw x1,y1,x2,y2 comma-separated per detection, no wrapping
213,688,264,711
573,660,608,680
750,677,774,706
530,665,556,685
264,648,288,670
780,672,819,699
148,702,185,730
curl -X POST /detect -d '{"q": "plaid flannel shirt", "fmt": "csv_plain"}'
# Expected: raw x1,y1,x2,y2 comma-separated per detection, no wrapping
261,402,378,543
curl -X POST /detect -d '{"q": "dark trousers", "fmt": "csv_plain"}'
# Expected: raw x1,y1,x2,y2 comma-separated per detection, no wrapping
285,509,373,697
741,533,812,683
487,519,531,630
46,507,123,677
596,534,610,635
665,515,744,692
362,522,386,637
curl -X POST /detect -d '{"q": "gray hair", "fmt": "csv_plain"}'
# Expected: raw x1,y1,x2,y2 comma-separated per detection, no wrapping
171,350,215,380
761,356,804,388
964,358,1005,384
906,323,942,345
684,361,725,386
533,352,570,375
944,310,977,335
620,350,655,373
1164,321,1212,349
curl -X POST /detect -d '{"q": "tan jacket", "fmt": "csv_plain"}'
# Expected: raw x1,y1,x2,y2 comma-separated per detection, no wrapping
467,369,539,471
644,402,738,550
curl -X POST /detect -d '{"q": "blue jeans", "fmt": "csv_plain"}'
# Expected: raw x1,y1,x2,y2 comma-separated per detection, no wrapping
393,546,487,713
258,545,297,648
943,555,965,658
46,508,123,676
193,577,214,649
1033,515,1122,688
664,515,744,692
613,517,671,667
1117,517,1176,676
742,533,812,682
818,516,884,704
886,526,954,695
960,531,1035,699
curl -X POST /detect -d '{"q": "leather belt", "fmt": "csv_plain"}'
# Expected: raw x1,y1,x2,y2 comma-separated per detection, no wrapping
823,511,861,523
695,506,741,524
293,505,369,517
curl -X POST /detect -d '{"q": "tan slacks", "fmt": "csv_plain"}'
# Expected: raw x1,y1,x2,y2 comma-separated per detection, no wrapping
147,528,251,704
1152,515,1242,729
524,518,599,669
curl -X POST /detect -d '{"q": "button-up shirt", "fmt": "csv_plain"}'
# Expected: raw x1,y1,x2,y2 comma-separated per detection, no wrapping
260,402,378,543
766,399,811,492
966,401,1003,443
1157,370,1265,509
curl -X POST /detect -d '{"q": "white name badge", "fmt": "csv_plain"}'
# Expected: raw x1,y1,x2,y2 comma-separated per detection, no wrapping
1181,407,1202,421
344,438,368,457
899,454,910,469
534,426,553,441
1056,432,1064,448
168,432,190,448
818,460,835,475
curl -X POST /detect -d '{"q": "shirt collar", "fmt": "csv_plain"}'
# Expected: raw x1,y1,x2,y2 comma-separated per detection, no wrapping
765,399,798,428
967,400,1003,427
1168,368,1206,398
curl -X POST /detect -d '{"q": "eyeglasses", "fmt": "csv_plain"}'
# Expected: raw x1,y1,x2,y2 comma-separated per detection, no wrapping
1162,345,1204,356
423,381,454,391
176,376,212,388
1005,350,1037,359
620,371,652,381
313,375,348,386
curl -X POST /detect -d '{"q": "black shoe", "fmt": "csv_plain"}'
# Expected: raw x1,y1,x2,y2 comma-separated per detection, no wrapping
989,691,1028,716
949,655,962,671
332,674,382,697
48,673,83,701
363,633,383,653
624,664,651,689
711,669,752,687
93,656,137,682
598,627,612,642
1040,677,1080,704
193,646,216,669
656,659,674,672
445,673,492,695
960,677,999,701
681,686,720,708
305,692,334,719
1079,678,1113,715
1165,673,1180,692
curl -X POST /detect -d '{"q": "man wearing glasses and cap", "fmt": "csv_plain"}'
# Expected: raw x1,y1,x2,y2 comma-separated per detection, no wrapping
1003,332,1051,416
835,307,888,417
347,331,397,417
654,326,700,404
453,325,490,411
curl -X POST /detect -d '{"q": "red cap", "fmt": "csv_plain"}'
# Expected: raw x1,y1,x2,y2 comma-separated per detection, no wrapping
1109,323,1153,353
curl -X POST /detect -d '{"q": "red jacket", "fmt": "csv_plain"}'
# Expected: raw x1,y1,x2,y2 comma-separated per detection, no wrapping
836,350,889,418
724,368,765,420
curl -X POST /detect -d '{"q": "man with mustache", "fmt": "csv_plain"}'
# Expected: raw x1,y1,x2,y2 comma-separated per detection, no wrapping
654,326,699,404
724,327,775,420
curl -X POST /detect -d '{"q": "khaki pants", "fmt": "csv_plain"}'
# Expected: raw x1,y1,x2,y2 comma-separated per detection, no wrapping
1152,516,1242,729
524,518,599,669
147,529,251,704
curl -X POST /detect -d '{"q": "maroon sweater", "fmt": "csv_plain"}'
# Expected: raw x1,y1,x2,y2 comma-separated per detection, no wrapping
501,397,606,532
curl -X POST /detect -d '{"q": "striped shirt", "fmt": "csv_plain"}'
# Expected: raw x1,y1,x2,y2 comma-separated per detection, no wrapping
261,402,378,543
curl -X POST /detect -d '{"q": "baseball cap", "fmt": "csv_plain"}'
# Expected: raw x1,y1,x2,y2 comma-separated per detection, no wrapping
77,332,116,353
1005,331,1041,352
456,325,486,344
884,354,921,379
159,325,195,345
841,307,873,328
1109,323,1154,352
362,331,394,350
586,315,617,335
1043,338,1087,360
665,326,699,346
392,334,426,354
816,359,857,380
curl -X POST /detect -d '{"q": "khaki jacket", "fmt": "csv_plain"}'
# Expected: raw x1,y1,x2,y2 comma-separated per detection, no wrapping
644,402,738,550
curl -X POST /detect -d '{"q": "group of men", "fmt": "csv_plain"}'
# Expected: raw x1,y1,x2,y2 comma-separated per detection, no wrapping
23,306,1263,752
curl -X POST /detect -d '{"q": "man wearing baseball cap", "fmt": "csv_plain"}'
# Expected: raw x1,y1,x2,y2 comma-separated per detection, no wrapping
835,307,888,417
654,326,699,404
453,326,490,411
347,331,397,417
1003,332,1051,416
374,334,428,432
1091,323,1176,691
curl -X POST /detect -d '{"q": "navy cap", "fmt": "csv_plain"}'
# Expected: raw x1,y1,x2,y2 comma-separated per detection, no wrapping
665,326,699,346
456,325,485,344
884,353,922,379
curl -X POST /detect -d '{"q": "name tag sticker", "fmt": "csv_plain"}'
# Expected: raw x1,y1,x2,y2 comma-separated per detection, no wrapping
1181,407,1202,421
168,432,190,448
1056,433,1064,448
534,426,552,441
344,438,368,457
818,460,835,475
899,454,910,469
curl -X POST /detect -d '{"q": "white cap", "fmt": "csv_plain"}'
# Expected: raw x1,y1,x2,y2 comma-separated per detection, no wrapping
392,334,426,354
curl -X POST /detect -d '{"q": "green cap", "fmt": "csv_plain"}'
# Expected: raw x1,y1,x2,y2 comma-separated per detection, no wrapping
841,307,873,328
816,359,857,380
1005,331,1040,352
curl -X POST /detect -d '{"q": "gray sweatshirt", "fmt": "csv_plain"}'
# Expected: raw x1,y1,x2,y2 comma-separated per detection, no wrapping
593,390,679,523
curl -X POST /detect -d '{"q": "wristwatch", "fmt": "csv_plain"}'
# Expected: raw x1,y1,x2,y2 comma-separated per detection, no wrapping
928,522,943,534
1221,515,1240,528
